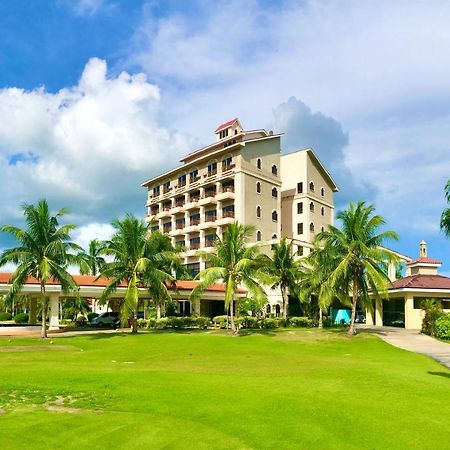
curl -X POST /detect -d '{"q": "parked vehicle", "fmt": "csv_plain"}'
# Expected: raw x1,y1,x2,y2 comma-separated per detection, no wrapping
91,312,119,328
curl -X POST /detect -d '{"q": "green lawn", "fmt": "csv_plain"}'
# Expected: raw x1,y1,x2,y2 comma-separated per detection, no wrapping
0,329,449,449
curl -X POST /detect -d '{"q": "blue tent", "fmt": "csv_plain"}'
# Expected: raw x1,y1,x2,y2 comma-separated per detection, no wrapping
331,308,351,324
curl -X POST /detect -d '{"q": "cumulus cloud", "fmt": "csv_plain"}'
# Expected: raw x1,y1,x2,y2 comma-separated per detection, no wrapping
72,222,115,252
0,58,192,238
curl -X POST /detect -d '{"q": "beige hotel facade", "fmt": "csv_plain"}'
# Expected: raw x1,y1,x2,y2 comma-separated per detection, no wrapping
142,119,339,316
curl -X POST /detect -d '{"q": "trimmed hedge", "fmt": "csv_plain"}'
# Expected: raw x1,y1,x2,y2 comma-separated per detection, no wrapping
138,316,211,330
13,313,29,324
435,314,450,340
0,312,12,321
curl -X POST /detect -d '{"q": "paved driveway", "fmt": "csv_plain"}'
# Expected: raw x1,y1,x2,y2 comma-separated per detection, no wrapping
360,326,450,369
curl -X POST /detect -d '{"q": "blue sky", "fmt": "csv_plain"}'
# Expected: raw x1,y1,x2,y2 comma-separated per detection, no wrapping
0,0,449,273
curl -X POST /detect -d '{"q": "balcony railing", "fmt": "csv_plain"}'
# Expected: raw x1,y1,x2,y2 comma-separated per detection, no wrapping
150,209,159,215
203,190,216,198
163,187,172,194
189,196,200,202
222,163,235,172
163,227,172,234
175,222,185,229
175,201,185,207
207,168,217,177
222,210,235,218
190,219,201,226
162,205,172,211
204,239,216,247
189,176,200,183
190,242,200,250
204,215,217,222
221,185,234,193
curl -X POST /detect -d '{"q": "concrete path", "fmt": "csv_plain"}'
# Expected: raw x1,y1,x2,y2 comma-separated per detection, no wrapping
359,326,450,369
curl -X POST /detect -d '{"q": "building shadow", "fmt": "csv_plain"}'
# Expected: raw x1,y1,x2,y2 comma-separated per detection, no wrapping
428,371,450,379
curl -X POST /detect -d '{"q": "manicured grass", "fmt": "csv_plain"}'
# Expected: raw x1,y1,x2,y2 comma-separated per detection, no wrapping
0,329,449,449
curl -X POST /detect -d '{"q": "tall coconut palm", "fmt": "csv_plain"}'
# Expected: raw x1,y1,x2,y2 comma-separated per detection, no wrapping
440,179,450,237
190,222,270,333
299,241,348,328
99,215,181,332
264,238,302,319
316,201,399,335
0,200,83,338
80,239,106,276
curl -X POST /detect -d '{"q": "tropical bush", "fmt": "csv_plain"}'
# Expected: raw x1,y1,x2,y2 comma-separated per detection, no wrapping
75,316,87,327
289,316,313,327
259,318,279,329
151,316,210,329
240,316,259,329
87,312,99,322
435,314,450,340
421,299,444,337
13,313,29,324
212,315,230,328
0,312,12,321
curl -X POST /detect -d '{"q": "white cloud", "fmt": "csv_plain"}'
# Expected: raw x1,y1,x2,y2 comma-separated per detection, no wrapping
72,222,115,252
0,58,193,230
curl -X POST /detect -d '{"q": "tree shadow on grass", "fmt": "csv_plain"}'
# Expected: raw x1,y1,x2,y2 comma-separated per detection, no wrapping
428,371,450,379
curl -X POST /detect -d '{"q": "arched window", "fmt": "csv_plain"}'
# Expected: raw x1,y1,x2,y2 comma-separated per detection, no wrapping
257,158,262,170
256,206,261,218
309,181,315,192
310,202,315,212
275,304,281,317
266,304,271,314
321,206,325,216
272,210,278,222
272,187,278,198
256,182,261,193
272,164,278,175
321,187,325,196
310,222,315,232
321,226,325,232
256,230,262,241
272,233,277,239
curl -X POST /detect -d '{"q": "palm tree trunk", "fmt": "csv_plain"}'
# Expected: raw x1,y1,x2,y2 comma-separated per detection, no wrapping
229,300,236,333
281,284,288,319
318,307,323,329
40,284,47,339
348,276,359,336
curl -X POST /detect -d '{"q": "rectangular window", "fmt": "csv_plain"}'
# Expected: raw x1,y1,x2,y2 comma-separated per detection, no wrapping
207,162,218,176
189,170,199,182
297,223,303,235
186,262,200,276
178,174,186,187
222,157,233,171
152,185,160,196
297,202,303,214
163,181,171,194
297,182,303,194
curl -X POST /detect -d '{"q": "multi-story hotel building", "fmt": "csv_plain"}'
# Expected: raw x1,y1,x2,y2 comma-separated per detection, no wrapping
142,119,338,314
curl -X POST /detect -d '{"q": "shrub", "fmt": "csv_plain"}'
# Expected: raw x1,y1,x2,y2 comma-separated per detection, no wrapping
435,314,450,340
13,313,29,324
137,318,149,329
75,316,87,327
165,301,178,317
289,316,313,328
421,299,444,337
146,318,157,329
155,317,170,329
259,318,279,329
87,312,99,323
0,312,12,321
240,316,259,329
194,317,210,329
212,315,229,328
322,317,333,328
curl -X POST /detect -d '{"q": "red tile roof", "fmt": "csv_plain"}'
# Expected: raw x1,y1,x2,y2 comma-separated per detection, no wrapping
0,273,243,293
215,118,238,133
390,274,450,290
406,257,442,266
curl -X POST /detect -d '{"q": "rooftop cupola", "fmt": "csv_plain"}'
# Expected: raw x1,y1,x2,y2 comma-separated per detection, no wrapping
215,118,242,142
420,240,427,257
406,240,442,276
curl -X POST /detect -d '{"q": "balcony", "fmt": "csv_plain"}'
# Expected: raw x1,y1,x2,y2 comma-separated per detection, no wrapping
199,191,217,206
190,242,200,250
189,176,200,184
204,239,216,248
205,168,217,178
199,215,218,230
216,210,235,226
221,163,235,173
216,186,235,201
170,203,185,214
162,226,172,234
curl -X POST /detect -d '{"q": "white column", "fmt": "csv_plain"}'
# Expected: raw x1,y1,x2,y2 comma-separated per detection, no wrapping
365,307,374,326
387,261,396,281
49,294,60,330
375,301,383,326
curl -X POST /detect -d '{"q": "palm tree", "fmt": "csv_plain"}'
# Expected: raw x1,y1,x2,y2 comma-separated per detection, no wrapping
190,222,269,333
80,239,106,276
299,241,347,328
440,179,450,237
0,200,83,338
316,201,399,335
99,215,181,332
264,238,302,319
